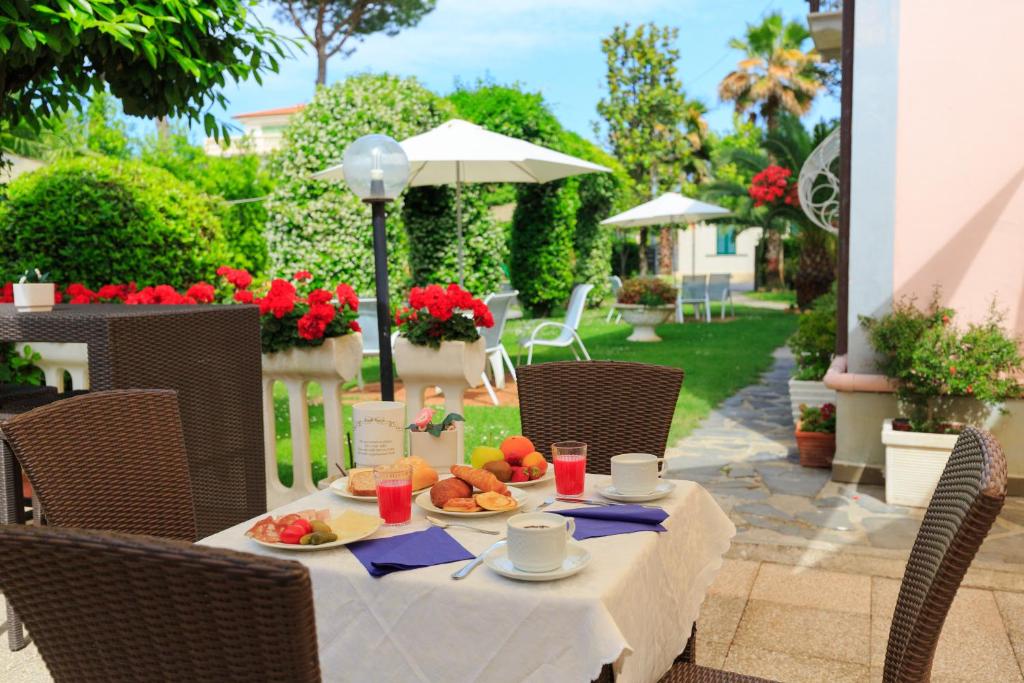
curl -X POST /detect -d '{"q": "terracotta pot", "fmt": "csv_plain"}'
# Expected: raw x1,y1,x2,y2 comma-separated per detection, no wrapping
795,422,836,468
615,304,674,342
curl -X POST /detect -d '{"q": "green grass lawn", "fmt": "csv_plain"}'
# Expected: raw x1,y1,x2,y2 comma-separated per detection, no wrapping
744,289,797,305
272,304,796,485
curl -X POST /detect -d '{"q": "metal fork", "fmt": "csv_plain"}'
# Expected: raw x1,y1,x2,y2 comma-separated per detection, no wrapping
426,515,499,535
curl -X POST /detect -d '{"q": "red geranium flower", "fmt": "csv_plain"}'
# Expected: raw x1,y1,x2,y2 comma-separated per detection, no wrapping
294,270,313,282
297,313,327,340
234,290,255,304
307,289,333,306
336,283,359,311
185,282,215,304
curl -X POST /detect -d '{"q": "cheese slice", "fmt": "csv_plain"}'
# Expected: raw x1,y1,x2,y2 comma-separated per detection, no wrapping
328,509,382,540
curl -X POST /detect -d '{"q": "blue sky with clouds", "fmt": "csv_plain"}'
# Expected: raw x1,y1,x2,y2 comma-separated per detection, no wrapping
207,0,838,142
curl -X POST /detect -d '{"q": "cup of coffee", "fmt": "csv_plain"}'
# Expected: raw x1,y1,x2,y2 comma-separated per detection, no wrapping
611,453,665,495
506,512,576,573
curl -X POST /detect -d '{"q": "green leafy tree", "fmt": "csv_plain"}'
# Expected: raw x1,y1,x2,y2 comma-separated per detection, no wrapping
719,13,823,130
0,1,290,164
271,1,436,85
597,23,708,275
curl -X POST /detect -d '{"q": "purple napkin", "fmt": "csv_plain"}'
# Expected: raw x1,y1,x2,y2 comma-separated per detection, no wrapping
347,526,474,577
554,505,669,541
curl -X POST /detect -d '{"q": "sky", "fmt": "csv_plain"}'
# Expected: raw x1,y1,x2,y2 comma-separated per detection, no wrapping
198,0,839,144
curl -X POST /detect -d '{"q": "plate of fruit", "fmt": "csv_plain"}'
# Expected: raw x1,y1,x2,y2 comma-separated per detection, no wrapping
417,465,527,517
329,456,441,502
245,509,381,551
471,436,552,487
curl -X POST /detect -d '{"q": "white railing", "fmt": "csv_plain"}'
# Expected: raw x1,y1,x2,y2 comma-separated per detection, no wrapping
797,126,841,236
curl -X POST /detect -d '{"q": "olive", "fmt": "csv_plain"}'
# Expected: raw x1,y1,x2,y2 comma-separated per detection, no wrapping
310,520,332,534
299,533,313,545
307,531,338,545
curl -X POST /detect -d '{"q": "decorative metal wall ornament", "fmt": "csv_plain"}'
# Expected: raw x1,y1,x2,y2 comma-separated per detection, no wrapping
798,126,841,236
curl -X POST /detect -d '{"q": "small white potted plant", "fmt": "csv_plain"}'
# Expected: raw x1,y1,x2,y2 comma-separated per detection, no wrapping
13,269,56,313
862,294,1022,507
407,407,464,472
787,286,837,423
613,277,677,342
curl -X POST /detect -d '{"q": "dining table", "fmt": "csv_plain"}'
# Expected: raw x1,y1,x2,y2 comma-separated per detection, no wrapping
201,473,735,683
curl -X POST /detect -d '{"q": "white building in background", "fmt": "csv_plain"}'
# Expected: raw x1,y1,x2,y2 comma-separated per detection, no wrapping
672,224,763,289
204,104,306,157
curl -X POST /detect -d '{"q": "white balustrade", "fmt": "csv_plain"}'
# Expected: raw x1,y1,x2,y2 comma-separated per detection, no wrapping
15,342,90,391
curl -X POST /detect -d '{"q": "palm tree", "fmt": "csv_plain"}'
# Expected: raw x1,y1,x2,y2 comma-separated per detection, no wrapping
719,13,823,130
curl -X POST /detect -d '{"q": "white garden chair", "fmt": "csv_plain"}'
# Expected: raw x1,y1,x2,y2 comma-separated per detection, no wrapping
605,275,623,324
675,275,708,323
522,283,594,365
477,291,519,405
355,297,398,389
707,273,734,320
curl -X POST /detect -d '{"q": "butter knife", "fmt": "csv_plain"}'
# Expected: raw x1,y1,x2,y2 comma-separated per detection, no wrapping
451,537,506,580
556,496,655,508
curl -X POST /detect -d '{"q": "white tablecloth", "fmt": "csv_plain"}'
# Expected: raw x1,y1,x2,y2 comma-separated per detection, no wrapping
200,475,735,683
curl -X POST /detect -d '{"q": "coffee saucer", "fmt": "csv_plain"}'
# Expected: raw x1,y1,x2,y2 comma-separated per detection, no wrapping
484,541,591,582
597,479,676,503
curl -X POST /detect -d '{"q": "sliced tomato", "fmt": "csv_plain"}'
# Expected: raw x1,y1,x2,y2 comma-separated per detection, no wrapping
279,523,307,545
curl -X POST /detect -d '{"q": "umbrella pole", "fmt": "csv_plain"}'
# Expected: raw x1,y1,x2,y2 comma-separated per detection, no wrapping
456,163,465,286
691,223,696,276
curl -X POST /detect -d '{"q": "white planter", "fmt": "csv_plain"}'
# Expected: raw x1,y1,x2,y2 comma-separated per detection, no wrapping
882,418,958,508
788,378,838,423
261,333,363,381
409,426,463,471
13,283,55,313
615,304,674,342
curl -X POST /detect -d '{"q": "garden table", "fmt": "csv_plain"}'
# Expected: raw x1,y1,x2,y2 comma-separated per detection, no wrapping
201,473,735,682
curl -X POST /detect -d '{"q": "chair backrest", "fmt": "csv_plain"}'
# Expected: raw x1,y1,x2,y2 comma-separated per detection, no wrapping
518,361,684,474
480,291,517,350
564,283,595,331
884,427,1007,682
0,524,320,683
609,275,624,296
707,273,731,299
357,297,381,354
680,275,707,299
0,389,197,541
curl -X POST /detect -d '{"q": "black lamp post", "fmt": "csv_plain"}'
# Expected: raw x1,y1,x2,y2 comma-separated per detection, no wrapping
341,134,410,401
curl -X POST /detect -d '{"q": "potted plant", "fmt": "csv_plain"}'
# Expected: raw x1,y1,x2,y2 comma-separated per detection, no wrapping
13,269,56,313
862,294,1023,507
787,286,837,423
613,277,677,342
407,407,464,471
795,402,836,467
393,284,492,423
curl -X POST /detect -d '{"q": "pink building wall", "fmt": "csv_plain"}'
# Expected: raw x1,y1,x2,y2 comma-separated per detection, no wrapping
891,1,1024,335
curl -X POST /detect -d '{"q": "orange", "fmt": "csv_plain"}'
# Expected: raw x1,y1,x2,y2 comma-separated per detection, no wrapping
500,435,535,465
521,451,548,475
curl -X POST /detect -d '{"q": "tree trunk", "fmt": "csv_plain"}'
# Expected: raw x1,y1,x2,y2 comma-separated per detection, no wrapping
658,227,673,274
638,227,648,275
156,117,169,140
316,46,328,86
763,229,784,289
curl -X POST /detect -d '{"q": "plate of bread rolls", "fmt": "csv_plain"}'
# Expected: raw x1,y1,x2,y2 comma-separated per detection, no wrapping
330,456,441,502
416,464,528,517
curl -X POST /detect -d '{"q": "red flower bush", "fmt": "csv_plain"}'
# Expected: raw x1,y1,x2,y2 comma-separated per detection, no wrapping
749,165,799,208
395,284,493,349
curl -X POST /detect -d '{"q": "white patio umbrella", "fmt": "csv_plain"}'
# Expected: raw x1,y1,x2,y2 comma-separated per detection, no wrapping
314,119,610,283
601,192,731,275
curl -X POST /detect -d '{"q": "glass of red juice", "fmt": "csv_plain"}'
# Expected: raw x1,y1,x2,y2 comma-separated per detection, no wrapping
552,441,587,496
374,463,413,526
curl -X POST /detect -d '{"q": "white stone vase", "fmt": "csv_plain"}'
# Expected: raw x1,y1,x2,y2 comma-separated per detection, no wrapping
393,336,486,425
788,378,837,424
13,283,55,313
881,418,958,508
408,426,462,471
615,304,674,342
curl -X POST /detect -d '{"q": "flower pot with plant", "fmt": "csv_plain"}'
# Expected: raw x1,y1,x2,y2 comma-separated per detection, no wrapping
407,407,465,471
13,269,56,313
393,284,492,423
614,277,677,342
862,293,1023,507
787,286,837,422
796,402,836,468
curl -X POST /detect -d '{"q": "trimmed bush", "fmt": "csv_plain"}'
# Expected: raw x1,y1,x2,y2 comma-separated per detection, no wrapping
511,181,578,316
266,74,452,296
0,157,226,287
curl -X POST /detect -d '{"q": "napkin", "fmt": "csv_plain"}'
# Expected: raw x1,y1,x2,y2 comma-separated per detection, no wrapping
347,526,474,577
554,505,669,541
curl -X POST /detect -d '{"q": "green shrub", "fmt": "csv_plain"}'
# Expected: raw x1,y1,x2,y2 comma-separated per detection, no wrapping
618,276,676,306
0,157,226,287
861,293,1023,431
266,74,452,296
510,182,577,316
788,286,836,380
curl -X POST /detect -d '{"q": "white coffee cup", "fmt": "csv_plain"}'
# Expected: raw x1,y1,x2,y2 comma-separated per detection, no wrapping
611,453,665,495
506,512,576,573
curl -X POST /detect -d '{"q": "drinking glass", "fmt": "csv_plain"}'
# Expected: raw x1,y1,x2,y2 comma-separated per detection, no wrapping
552,441,587,496
375,463,413,526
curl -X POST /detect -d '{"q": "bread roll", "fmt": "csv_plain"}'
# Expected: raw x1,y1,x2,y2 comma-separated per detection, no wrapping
401,456,439,490
430,477,472,508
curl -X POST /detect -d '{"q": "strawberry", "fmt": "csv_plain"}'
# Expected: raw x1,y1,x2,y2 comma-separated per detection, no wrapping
509,466,528,483
524,465,543,481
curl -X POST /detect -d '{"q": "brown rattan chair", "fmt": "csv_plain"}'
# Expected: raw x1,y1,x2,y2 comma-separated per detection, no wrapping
0,524,321,682
658,426,1007,683
0,389,197,541
517,360,684,474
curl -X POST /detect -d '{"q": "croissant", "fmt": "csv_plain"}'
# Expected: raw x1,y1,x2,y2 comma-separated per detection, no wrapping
450,465,510,496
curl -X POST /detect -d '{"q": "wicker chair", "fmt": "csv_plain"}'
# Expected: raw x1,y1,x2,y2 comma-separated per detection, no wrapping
0,524,321,682
0,389,197,541
658,426,1007,682
517,360,684,474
